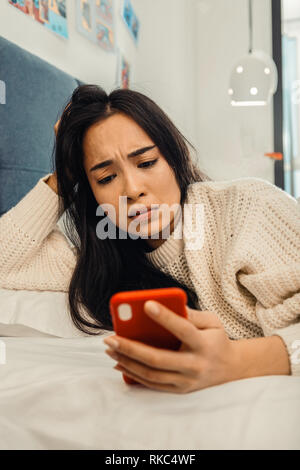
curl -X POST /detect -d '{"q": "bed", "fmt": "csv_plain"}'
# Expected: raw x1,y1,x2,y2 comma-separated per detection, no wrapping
1,332,300,450
0,36,300,451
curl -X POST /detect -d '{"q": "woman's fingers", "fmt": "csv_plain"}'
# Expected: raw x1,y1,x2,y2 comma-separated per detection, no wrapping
103,336,196,374
54,102,71,136
46,172,58,195
186,308,223,330
106,349,188,387
115,364,186,393
143,301,202,350
54,119,60,136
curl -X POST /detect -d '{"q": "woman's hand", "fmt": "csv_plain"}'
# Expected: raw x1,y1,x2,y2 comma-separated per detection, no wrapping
54,119,60,136
103,301,240,394
45,171,58,195
54,102,71,136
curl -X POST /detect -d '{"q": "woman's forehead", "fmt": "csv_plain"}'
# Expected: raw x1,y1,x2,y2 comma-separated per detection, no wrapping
88,113,144,137
83,114,153,157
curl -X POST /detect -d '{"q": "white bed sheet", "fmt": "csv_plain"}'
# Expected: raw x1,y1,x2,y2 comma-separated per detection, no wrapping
0,335,299,450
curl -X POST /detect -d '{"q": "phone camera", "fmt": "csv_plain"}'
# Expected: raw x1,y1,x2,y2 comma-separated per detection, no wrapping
117,303,133,321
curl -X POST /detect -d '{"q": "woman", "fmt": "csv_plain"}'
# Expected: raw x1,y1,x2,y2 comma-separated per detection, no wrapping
0,85,299,394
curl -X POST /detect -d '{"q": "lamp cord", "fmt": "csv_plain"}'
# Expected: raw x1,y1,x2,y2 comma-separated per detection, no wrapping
248,0,253,53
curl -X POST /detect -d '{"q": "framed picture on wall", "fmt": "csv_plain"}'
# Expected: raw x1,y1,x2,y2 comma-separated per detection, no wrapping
39,0,49,23
95,0,114,26
121,0,140,45
96,19,115,52
8,0,68,39
77,0,94,38
76,0,116,53
116,48,130,89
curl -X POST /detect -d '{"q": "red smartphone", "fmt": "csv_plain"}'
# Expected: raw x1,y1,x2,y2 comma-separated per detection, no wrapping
109,287,188,384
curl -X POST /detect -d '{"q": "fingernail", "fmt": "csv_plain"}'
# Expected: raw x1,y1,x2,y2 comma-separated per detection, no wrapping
145,300,160,315
104,338,119,349
106,349,118,359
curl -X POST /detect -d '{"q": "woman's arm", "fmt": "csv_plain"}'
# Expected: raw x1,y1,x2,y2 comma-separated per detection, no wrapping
234,180,300,376
231,335,291,377
0,173,76,292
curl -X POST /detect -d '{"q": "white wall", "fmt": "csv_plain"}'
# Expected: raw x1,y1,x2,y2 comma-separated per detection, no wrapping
194,0,275,182
132,0,199,165
282,0,300,160
283,0,300,20
282,0,300,196
0,0,276,183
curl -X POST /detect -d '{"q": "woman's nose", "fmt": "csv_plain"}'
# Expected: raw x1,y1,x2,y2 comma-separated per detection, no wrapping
122,175,145,201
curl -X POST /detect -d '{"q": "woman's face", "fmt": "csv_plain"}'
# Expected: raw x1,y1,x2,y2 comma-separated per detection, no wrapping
83,112,181,250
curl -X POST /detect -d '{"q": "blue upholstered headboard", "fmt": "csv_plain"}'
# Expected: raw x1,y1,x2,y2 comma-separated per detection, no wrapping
0,36,83,215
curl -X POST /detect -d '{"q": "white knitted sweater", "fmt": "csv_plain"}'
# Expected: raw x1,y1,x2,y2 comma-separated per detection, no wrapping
1,173,300,376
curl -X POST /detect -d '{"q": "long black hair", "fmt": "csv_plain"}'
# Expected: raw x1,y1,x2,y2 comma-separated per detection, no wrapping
54,85,210,334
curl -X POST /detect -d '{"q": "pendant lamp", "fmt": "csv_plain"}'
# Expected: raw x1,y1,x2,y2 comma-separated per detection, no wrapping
228,0,278,107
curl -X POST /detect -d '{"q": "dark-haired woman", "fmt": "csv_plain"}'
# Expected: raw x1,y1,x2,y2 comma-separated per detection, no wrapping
1,85,299,394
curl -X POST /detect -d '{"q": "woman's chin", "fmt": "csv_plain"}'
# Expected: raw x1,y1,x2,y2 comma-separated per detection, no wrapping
117,212,175,240
127,220,161,239
131,220,174,241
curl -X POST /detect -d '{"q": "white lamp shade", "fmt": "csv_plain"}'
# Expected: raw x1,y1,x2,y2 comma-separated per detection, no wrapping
229,50,278,106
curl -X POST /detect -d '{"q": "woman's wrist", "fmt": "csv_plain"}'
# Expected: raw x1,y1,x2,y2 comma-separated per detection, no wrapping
231,335,291,379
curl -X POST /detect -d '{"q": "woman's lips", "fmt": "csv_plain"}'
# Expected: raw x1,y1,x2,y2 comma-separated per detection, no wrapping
129,208,158,222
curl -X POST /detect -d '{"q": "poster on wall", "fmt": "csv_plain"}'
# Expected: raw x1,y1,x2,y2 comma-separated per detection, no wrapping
121,0,139,45
8,1,68,39
76,0,116,53
116,49,130,89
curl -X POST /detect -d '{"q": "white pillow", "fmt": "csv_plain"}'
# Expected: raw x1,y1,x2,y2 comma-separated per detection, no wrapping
0,289,91,338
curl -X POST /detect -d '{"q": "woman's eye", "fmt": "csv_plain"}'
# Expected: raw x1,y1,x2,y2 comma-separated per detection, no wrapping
138,159,158,169
97,159,158,185
97,175,115,185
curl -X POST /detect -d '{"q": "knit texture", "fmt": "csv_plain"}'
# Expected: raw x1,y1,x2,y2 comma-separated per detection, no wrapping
0,174,299,376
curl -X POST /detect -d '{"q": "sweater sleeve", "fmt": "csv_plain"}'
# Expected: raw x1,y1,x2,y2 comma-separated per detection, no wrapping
0,174,77,292
236,180,300,376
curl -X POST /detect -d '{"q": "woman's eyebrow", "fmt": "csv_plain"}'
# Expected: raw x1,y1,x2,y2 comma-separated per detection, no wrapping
89,145,156,172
